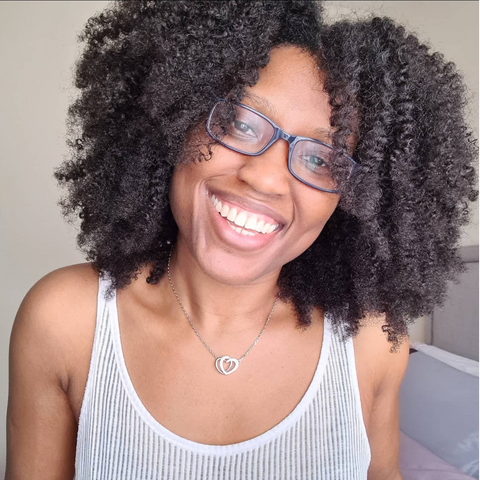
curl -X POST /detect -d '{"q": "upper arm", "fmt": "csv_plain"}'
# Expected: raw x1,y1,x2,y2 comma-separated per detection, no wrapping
364,322,410,480
6,264,98,480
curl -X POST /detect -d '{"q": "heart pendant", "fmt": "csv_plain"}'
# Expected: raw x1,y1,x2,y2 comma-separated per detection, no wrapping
215,355,239,375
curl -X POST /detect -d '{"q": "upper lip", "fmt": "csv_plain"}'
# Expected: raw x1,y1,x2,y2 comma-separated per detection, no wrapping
209,189,288,227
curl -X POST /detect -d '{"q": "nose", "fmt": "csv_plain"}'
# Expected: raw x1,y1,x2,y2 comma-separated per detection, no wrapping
236,139,291,196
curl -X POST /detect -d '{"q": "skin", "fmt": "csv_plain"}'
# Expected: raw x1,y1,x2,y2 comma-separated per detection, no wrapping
6,46,408,479
168,45,340,334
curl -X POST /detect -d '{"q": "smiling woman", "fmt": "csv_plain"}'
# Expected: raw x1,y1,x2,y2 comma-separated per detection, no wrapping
170,46,342,286
5,1,477,480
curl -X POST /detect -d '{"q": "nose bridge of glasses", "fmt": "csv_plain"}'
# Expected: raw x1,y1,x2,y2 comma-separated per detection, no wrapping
268,127,296,151
265,128,295,157
277,128,295,144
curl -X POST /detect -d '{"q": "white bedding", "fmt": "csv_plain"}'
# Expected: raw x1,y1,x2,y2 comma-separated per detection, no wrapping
400,351,479,478
400,431,476,480
411,342,479,377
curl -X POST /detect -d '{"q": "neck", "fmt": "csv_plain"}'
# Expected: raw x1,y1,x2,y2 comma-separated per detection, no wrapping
162,241,282,337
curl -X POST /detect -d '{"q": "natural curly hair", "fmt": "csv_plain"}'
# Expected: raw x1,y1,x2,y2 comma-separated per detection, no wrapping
54,1,478,346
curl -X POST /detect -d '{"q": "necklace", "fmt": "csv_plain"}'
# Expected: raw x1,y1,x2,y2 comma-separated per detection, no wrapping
167,250,279,375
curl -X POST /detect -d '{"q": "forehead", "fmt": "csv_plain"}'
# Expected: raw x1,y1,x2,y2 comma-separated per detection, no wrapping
241,45,333,141
246,46,328,105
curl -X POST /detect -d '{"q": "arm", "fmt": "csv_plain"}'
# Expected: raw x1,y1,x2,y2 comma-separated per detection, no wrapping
6,268,92,479
366,324,410,480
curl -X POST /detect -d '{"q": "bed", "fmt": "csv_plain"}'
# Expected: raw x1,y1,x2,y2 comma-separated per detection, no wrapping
398,245,479,480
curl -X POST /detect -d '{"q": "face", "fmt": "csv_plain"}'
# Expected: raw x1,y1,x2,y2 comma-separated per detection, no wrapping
169,45,340,285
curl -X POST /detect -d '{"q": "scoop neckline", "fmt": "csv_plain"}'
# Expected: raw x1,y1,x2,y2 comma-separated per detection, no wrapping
108,279,332,455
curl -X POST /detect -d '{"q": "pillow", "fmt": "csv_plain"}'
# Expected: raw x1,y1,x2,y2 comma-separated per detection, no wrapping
399,431,476,480
411,342,479,377
400,351,479,479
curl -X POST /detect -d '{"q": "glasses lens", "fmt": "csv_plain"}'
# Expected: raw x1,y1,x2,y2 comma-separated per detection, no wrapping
208,101,274,153
291,140,352,191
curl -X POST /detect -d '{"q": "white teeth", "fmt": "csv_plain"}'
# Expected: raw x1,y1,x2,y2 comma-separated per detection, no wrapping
211,193,280,235
244,216,257,230
234,211,247,228
227,208,237,222
254,219,264,233
227,220,258,236
220,204,229,217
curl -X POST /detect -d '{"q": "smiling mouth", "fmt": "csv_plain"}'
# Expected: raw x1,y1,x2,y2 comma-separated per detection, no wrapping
211,194,282,236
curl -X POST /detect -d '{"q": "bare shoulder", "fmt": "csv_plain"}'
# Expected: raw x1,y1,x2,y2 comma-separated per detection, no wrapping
23,262,99,302
11,262,100,390
14,262,100,333
353,314,410,395
7,263,100,477
353,316,410,479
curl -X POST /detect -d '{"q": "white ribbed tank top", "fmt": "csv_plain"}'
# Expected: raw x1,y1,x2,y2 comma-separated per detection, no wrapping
74,275,371,479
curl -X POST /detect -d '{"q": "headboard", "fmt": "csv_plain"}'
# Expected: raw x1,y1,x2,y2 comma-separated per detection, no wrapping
431,245,479,361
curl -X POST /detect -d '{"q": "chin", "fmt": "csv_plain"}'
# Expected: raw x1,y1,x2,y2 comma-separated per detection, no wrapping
189,238,284,286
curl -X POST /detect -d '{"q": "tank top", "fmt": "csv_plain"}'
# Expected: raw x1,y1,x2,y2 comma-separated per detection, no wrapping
74,275,371,479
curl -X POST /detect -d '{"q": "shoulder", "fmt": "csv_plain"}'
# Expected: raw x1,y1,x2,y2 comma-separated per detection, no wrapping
353,316,410,479
15,263,100,333
11,263,100,391
354,315,409,393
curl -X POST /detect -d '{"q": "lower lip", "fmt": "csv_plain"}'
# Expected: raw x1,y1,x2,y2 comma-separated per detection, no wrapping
207,195,282,251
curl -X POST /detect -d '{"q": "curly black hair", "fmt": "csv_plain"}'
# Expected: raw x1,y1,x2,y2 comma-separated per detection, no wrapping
54,1,477,346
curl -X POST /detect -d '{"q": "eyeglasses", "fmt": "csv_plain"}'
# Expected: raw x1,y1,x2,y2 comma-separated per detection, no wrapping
206,98,359,193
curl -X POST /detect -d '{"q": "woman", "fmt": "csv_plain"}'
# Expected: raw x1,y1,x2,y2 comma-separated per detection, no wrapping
6,1,477,479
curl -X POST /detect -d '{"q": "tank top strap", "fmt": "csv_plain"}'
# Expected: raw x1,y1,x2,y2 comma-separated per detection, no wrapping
324,313,369,456
75,272,116,476
91,273,115,353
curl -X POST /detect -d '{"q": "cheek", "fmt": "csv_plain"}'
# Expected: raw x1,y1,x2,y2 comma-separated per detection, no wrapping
286,195,339,257
169,165,195,227
168,159,217,228
298,194,339,235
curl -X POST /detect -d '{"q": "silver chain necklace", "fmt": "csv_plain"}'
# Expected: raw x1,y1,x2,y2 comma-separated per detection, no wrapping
167,250,279,375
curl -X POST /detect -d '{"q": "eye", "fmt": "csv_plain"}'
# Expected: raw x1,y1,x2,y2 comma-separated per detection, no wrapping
301,154,328,172
232,119,257,138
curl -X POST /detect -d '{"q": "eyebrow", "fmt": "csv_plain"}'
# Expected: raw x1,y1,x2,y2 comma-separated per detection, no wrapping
242,92,334,143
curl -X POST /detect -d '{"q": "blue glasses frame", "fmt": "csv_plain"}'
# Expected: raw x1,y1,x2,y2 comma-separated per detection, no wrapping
206,98,360,193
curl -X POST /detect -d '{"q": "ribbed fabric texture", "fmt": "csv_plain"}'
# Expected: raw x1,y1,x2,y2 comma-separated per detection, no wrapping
74,275,371,479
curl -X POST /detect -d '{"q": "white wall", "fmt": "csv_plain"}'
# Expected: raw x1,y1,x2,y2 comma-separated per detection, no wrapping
0,2,478,474
0,3,111,475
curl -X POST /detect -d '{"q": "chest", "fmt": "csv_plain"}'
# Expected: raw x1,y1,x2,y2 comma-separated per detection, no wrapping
68,306,375,446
